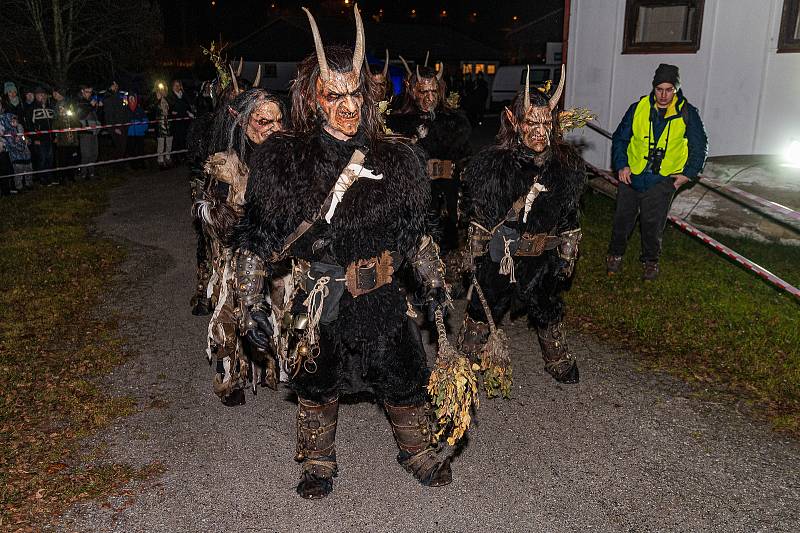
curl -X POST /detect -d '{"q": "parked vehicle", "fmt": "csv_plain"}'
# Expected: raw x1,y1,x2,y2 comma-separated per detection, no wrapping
490,64,562,110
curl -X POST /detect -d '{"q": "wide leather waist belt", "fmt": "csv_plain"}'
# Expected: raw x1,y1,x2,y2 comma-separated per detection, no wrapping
345,250,398,297
515,233,561,256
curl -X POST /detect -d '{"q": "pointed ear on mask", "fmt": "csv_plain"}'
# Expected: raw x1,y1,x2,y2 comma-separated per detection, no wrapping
504,106,517,129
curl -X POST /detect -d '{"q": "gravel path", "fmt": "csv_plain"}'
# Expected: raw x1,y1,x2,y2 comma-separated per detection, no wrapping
56,167,799,533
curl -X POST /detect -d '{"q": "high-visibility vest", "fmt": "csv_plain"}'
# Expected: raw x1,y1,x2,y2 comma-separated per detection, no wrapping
627,95,688,176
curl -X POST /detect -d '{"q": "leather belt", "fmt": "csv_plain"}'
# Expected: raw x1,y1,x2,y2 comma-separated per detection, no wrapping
345,250,399,297
515,233,562,257
427,159,454,180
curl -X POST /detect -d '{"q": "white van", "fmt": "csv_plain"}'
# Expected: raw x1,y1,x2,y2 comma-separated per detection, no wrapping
490,64,562,110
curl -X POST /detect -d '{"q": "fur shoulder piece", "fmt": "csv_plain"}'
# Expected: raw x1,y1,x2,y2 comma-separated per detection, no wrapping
204,151,248,206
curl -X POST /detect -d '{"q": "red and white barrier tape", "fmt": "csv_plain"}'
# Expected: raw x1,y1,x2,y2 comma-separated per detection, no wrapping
1,116,193,138
586,162,800,300
0,149,188,180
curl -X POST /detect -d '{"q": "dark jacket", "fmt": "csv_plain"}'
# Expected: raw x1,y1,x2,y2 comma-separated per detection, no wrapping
611,89,708,192
103,91,131,127
26,102,55,144
76,96,100,135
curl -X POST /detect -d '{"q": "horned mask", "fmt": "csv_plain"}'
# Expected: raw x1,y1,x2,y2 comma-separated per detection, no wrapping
400,53,443,114
365,49,390,101
302,4,366,139
505,65,565,153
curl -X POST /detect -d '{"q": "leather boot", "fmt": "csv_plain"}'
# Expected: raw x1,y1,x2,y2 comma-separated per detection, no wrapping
536,321,580,384
385,402,452,487
457,316,490,358
295,397,338,499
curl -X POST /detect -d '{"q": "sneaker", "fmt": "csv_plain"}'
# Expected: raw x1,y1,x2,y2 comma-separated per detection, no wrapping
606,255,623,276
642,261,660,281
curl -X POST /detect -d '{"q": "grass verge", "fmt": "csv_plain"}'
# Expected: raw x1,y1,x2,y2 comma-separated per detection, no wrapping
567,190,800,433
0,179,163,531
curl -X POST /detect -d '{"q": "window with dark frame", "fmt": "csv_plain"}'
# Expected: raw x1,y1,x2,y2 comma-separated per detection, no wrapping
622,0,705,54
779,0,800,52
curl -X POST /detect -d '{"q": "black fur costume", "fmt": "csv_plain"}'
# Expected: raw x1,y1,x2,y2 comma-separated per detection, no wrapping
234,129,431,405
387,108,472,251
461,141,585,329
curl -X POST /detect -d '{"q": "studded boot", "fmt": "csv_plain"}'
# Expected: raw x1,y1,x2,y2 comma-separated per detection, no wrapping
294,397,339,499
385,402,452,487
536,321,580,384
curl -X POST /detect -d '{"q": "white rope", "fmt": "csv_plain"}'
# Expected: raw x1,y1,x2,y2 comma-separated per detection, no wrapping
302,275,331,348
499,236,517,284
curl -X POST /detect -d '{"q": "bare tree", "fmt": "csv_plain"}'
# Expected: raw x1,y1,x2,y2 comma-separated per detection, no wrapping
0,0,163,87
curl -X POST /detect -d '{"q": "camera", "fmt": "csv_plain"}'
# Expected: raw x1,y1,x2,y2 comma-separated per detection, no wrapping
644,147,666,174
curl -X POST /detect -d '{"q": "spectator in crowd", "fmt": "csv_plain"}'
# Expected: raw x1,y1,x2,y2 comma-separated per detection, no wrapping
472,72,488,126
27,86,56,185
151,84,173,170
104,80,130,161
168,79,193,161
0,102,15,195
1,112,34,191
606,64,708,280
52,87,81,182
125,94,148,169
3,82,25,121
76,84,100,179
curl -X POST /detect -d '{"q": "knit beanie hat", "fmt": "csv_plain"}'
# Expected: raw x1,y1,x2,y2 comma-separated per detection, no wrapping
4,81,17,94
652,64,680,91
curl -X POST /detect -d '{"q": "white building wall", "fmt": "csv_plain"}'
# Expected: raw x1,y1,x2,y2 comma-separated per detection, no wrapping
566,0,800,169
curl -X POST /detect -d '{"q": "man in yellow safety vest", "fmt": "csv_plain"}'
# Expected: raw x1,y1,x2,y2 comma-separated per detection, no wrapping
606,63,708,280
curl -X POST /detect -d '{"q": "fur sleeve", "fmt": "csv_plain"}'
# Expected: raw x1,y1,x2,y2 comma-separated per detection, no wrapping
232,133,309,262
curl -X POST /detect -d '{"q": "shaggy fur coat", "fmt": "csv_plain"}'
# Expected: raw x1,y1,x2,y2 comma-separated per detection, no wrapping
234,128,431,404
461,142,586,327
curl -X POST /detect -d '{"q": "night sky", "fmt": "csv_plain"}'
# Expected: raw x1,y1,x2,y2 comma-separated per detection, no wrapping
158,0,565,52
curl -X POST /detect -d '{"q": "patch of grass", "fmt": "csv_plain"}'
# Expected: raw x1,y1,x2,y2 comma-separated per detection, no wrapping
567,191,800,433
0,179,160,529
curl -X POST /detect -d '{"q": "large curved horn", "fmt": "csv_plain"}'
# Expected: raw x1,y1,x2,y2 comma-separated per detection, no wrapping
236,57,243,77
524,65,530,110
549,64,565,110
352,3,365,72
416,65,421,80
399,55,412,78
436,62,443,81
424,50,430,67
364,59,373,75
302,7,330,82
382,49,389,77
229,64,239,94
253,64,262,87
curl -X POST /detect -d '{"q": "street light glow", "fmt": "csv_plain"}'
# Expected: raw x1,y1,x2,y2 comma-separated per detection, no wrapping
784,139,800,167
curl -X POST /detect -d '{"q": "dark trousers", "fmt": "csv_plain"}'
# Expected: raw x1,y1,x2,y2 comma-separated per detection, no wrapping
110,130,128,160
30,141,54,184
607,179,675,263
431,178,460,251
126,136,145,169
56,144,80,181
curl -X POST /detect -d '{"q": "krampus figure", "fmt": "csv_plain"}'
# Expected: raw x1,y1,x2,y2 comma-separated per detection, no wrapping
187,61,263,315
194,87,284,406
460,66,585,385
232,6,452,499
387,54,471,252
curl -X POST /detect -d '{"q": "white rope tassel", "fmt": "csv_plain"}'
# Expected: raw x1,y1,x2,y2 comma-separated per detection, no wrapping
499,236,517,284
302,275,331,348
